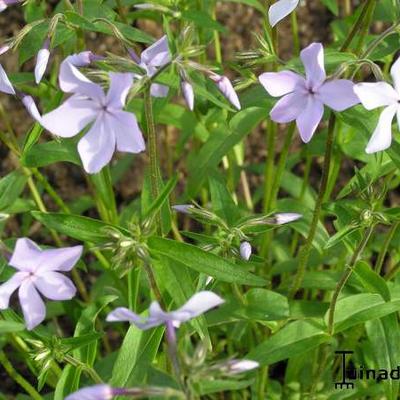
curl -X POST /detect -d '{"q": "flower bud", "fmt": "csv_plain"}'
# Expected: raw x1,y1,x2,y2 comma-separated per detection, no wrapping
273,212,302,225
209,73,241,110
239,241,252,261
34,38,50,84
181,80,194,110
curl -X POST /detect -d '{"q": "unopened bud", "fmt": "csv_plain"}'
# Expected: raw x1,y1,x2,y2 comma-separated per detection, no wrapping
239,241,252,261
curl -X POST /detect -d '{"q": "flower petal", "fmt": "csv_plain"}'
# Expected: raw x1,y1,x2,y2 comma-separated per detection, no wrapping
210,74,241,110
300,42,326,89
259,71,305,97
317,79,359,111
365,104,397,154
106,307,159,329
34,271,76,301
65,385,114,400
141,35,171,67
296,96,324,142
150,83,169,98
106,111,145,153
34,46,50,84
354,82,399,110
41,94,98,138
268,0,300,27
391,56,400,93
36,245,83,272
9,238,42,272
77,115,116,174
106,72,133,109
0,272,27,309
181,81,194,110
18,280,46,330
171,291,224,323
21,95,42,122
270,92,306,123
0,64,15,95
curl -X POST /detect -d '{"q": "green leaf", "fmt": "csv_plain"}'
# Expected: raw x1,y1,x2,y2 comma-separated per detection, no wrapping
148,237,265,286
31,211,128,243
329,293,400,333
243,289,289,321
353,260,391,301
21,140,81,168
0,320,25,334
0,171,28,211
247,320,330,366
180,10,227,32
198,379,255,395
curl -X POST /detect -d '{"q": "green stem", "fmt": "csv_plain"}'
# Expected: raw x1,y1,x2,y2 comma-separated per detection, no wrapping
143,259,165,308
291,11,300,55
64,355,103,384
212,5,222,64
327,225,374,335
144,84,162,234
289,114,336,298
0,351,43,400
263,121,277,213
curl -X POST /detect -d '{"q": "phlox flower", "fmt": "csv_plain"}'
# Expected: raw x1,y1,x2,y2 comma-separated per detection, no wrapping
40,54,145,173
209,73,241,110
107,291,224,329
268,0,299,27
34,39,50,84
354,57,400,153
0,0,21,12
259,43,359,142
0,238,82,330
129,35,171,97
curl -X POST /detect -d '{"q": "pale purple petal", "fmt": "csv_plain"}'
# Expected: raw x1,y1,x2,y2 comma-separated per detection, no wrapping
65,51,94,68
0,272,28,309
268,0,300,27
390,56,400,93
0,45,10,55
239,242,252,261
35,245,83,272
227,359,260,374
77,115,116,174
259,71,305,97
106,72,133,109
150,82,169,97
397,108,400,131
172,291,224,323
0,64,15,95
274,212,302,224
296,96,324,142
59,60,104,100
181,81,194,110
270,92,306,123
317,79,359,111
9,238,42,272
65,385,114,400
18,280,46,330
354,82,399,110
21,95,42,122
365,104,397,154
34,42,50,84
0,2,6,12
172,204,194,214
34,271,76,301
106,111,145,153
301,43,326,90
210,74,241,110
41,94,98,138
106,307,159,329
141,35,171,67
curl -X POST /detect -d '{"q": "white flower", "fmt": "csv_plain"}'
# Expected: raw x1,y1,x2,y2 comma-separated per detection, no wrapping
268,0,300,27
354,57,400,153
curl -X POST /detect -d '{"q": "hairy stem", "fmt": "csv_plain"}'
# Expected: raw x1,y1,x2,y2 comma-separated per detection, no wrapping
327,225,374,335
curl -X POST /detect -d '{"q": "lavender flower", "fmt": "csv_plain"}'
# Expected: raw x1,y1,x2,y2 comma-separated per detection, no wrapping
40,56,145,173
259,43,359,142
209,73,241,110
354,57,400,153
0,0,21,12
239,241,252,261
181,80,194,110
0,64,15,94
34,38,50,84
65,385,114,400
107,291,224,329
269,0,300,27
274,212,302,224
0,238,82,330
130,35,171,97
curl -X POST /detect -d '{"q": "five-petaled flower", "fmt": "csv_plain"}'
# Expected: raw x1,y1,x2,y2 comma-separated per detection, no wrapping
268,0,300,27
107,291,224,329
129,35,171,97
354,57,400,154
259,42,359,143
0,238,82,330
40,54,145,173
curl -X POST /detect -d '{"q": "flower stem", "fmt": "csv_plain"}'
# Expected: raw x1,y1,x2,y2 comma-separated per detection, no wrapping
0,350,43,400
327,225,374,335
376,222,399,275
289,114,336,298
144,84,162,234
143,259,164,308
